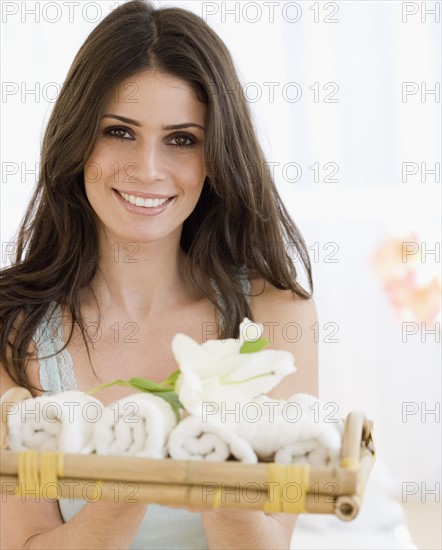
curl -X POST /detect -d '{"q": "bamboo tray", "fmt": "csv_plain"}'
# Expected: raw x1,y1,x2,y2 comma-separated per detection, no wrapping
0,388,375,521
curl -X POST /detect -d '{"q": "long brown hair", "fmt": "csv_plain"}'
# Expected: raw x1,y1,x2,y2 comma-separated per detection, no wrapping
0,0,313,393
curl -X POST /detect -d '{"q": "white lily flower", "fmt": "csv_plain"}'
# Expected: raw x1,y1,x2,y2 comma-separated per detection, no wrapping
172,317,296,418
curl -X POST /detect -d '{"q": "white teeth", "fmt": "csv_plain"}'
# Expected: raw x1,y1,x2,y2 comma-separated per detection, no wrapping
119,192,170,208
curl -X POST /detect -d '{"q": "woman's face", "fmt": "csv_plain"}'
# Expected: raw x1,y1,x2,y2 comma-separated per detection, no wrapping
84,70,207,245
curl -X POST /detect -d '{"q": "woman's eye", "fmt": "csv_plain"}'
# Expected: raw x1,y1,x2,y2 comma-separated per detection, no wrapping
169,134,196,148
102,127,196,148
102,127,133,141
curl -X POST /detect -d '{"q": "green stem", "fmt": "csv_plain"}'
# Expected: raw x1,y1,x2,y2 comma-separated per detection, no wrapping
85,379,131,395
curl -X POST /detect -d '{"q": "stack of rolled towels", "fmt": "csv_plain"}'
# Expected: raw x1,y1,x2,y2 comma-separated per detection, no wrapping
6,390,343,466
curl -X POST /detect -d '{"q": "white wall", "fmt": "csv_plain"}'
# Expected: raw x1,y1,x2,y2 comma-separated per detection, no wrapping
1,0,441,502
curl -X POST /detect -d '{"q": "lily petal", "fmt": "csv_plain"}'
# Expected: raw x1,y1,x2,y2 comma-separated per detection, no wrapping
201,337,242,359
239,317,264,343
172,318,297,418
171,334,222,376
217,350,296,396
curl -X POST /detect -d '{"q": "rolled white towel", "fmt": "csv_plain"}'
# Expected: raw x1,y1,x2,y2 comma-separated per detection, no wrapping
94,393,177,458
231,393,343,466
274,394,344,466
7,391,104,453
168,415,258,464
274,434,342,466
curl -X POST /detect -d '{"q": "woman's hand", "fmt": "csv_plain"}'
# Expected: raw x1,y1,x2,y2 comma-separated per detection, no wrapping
165,504,296,550
162,502,296,549
200,508,296,550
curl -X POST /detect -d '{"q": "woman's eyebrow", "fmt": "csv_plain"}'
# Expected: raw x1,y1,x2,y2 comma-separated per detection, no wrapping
163,122,205,131
102,114,205,131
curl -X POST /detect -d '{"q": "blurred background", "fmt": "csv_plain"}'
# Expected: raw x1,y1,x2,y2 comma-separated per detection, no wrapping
1,1,440,548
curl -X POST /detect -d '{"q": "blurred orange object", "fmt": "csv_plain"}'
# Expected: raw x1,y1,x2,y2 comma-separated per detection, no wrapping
371,233,441,326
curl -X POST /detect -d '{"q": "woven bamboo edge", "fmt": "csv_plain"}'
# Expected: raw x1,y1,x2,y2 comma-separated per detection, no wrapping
0,387,376,519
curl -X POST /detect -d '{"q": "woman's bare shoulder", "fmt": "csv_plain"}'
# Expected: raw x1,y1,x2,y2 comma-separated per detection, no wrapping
247,273,317,325
247,273,318,398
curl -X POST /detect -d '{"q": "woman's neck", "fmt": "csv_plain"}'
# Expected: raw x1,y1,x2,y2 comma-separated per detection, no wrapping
83,235,196,320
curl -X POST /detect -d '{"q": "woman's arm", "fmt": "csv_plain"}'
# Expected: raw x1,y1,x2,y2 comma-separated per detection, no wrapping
1,496,148,550
25,502,148,550
1,364,148,550
201,288,319,549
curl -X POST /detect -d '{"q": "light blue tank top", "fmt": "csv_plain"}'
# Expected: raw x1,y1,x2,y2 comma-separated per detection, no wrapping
31,274,251,550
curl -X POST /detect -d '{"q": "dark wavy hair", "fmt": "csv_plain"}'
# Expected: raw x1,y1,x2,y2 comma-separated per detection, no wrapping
0,0,313,392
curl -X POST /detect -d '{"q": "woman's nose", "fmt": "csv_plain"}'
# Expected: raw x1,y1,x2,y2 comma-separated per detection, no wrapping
126,141,167,186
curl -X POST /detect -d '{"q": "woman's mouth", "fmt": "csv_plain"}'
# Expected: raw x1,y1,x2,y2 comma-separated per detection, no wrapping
115,189,174,208
113,189,176,216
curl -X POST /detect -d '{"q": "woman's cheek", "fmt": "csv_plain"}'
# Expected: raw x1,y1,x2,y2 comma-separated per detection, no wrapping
86,151,125,186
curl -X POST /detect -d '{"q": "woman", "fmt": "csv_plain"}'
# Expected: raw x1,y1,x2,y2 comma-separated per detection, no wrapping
0,1,318,548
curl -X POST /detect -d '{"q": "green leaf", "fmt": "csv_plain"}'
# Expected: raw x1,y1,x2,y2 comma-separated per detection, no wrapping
127,377,171,393
240,338,270,354
163,369,180,389
150,391,183,422
86,377,183,423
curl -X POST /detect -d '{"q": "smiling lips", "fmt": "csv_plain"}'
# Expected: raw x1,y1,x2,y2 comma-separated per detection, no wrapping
116,189,174,208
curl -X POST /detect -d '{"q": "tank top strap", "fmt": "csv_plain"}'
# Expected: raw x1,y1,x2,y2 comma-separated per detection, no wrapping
32,301,78,396
237,265,251,299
